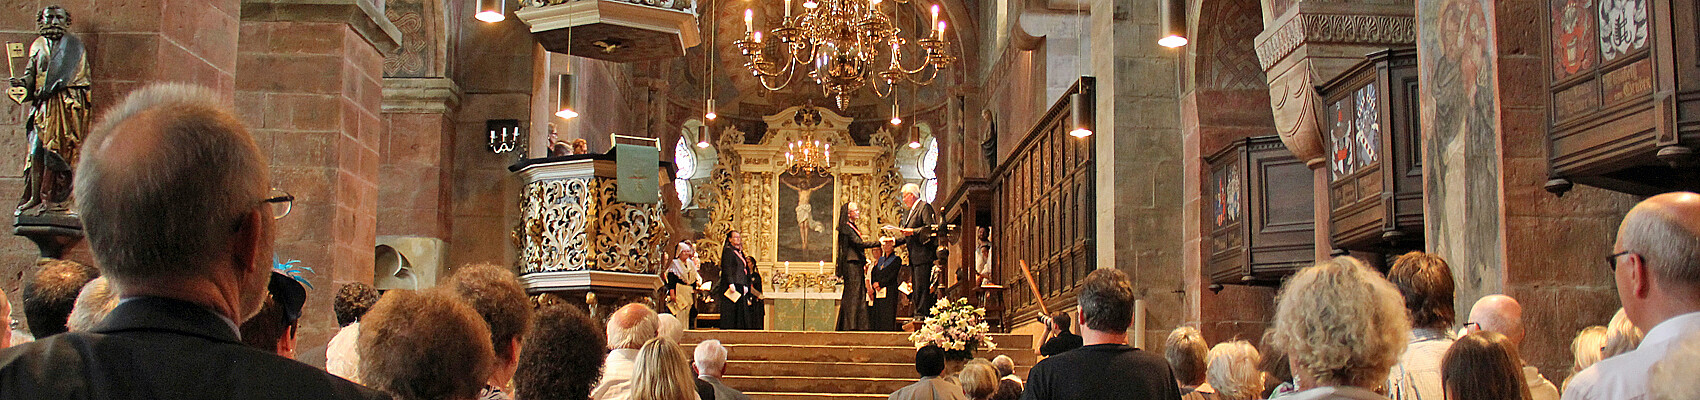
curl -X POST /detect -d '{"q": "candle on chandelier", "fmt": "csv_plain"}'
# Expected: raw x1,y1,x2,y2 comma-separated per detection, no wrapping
754,31,763,43
785,0,792,17
937,21,946,39
930,5,940,28
745,9,754,33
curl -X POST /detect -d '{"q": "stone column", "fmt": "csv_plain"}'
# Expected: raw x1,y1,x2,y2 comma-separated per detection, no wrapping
1090,0,1185,347
0,0,244,329
236,0,400,366
379,78,458,239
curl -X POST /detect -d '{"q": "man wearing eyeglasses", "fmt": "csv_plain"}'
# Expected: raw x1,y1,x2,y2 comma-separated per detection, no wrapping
1563,191,1700,400
0,84,382,400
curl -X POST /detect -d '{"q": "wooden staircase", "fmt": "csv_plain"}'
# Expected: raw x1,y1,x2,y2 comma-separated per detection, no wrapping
680,330,1036,400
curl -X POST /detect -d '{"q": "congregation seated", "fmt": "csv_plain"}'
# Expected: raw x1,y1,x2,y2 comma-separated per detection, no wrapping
1384,251,1456,400
21,259,98,339
1267,256,1409,400
1204,341,1262,400
1440,331,1529,400
328,282,382,384
693,339,750,400
1463,294,1558,400
1021,269,1179,400
359,289,494,400
1565,192,1700,400
595,303,661,400
990,355,1023,400
0,83,384,400
66,276,118,332
515,300,608,400
1164,326,1212,399
441,263,536,400
958,359,1000,400
888,345,967,400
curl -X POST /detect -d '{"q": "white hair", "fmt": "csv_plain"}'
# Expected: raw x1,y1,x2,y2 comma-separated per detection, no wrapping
1206,341,1264,400
68,276,120,332
606,303,658,350
1620,204,1700,285
901,183,922,196
991,354,1016,377
693,339,728,377
74,83,267,287
657,313,684,342
1603,308,1643,359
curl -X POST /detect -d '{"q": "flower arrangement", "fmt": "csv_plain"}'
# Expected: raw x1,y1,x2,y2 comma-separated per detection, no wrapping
908,298,996,358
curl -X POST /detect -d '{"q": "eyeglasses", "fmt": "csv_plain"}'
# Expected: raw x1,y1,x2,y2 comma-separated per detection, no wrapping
1462,322,1481,334
263,188,294,220
1605,251,1632,271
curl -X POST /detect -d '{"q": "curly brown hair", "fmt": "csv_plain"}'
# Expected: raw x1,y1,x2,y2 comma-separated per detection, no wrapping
515,303,606,400
1388,252,1457,330
359,289,494,400
22,259,99,338
334,282,379,327
442,263,535,362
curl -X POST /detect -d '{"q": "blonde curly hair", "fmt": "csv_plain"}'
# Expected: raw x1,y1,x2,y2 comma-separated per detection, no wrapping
1270,256,1411,389
1206,341,1264,400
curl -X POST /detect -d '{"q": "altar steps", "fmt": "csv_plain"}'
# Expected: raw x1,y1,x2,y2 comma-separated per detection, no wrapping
681,330,1036,400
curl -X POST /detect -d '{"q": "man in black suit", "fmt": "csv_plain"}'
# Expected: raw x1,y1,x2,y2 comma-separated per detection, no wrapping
0,84,385,400
1021,269,1180,400
894,183,940,319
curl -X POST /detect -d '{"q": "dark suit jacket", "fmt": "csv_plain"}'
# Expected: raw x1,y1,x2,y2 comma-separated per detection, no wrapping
895,200,939,266
0,296,388,400
836,221,879,277
717,247,752,295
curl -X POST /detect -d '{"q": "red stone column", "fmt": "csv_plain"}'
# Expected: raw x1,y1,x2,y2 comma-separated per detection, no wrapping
235,0,399,366
0,0,242,323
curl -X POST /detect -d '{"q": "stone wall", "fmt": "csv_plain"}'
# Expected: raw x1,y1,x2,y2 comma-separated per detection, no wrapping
0,0,242,333
235,16,388,366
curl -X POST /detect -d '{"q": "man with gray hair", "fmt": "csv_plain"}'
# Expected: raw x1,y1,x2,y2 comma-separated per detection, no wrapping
1565,192,1700,400
694,339,750,400
0,84,382,399
1465,294,1557,400
894,182,940,317
592,302,659,400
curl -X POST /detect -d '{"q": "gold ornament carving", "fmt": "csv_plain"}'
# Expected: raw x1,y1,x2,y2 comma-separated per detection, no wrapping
518,175,668,274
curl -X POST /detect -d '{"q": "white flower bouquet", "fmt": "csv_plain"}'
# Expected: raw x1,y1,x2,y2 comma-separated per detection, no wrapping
908,298,996,358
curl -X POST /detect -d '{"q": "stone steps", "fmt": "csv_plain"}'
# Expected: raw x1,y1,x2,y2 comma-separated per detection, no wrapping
679,330,1036,399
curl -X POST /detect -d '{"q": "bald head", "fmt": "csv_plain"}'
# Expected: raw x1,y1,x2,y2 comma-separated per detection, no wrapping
75,84,269,288
1468,295,1524,346
1614,192,1700,329
606,303,657,350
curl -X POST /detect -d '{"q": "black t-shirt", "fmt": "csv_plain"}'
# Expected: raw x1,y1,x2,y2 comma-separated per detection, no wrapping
1020,343,1181,400
1038,333,1084,356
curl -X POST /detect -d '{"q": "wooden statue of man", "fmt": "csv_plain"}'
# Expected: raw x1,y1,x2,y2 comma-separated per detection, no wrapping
9,6,90,214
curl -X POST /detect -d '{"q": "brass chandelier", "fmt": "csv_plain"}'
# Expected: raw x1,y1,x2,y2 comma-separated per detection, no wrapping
785,137,831,174
734,0,955,109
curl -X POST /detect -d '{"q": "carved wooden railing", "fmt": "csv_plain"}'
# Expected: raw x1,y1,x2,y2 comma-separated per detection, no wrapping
991,77,1096,326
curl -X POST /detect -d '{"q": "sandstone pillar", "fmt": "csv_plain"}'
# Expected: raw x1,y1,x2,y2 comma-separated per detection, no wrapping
236,0,399,366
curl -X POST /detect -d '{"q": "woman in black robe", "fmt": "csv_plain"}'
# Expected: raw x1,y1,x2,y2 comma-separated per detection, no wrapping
716,230,753,329
868,237,903,331
835,202,879,331
744,261,765,329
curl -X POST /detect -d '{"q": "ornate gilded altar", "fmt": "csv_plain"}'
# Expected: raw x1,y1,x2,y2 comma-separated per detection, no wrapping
512,153,673,317
692,105,906,330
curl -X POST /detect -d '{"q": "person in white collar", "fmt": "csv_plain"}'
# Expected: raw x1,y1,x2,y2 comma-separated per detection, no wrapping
1464,294,1558,400
592,303,660,400
1563,191,1700,400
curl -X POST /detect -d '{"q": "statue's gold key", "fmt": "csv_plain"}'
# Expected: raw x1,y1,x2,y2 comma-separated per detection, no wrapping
5,42,24,104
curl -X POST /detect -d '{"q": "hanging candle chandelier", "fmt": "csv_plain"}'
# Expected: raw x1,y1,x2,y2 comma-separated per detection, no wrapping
734,0,954,109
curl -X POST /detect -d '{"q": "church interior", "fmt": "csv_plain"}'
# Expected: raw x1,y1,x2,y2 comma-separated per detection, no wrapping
0,0,1695,398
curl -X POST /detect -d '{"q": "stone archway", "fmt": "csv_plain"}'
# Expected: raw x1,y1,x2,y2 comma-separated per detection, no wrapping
1180,0,1281,347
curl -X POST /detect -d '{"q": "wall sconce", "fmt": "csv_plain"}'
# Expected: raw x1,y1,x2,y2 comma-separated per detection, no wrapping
555,74,578,119
1069,91,1094,138
1158,0,1187,48
487,119,522,153
696,125,711,148
476,0,505,22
